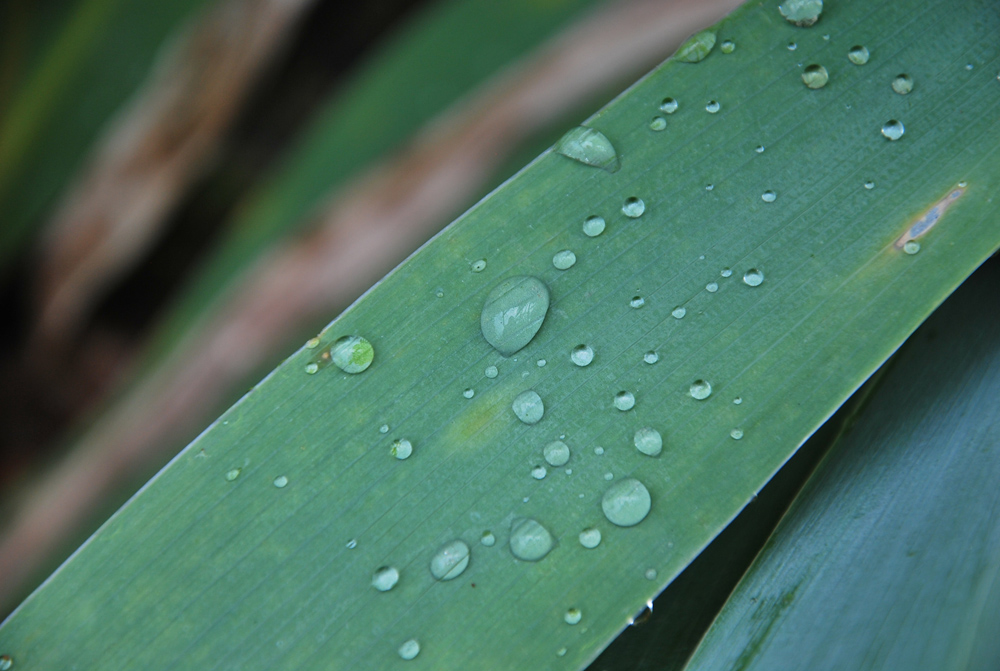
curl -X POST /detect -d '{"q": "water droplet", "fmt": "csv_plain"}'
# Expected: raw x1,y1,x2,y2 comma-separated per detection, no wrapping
903,240,921,255
706,282,719,293
392,439,413,460
720,39,735,54
536,359,546,367
304,363,319,375
730,428,744,440
571,344,594,367
645,568,658,580
0,656,12,671
481,531,496,546
509,518,554,561
705,184,715,191
306,337,321,349
778,0,823,26
823,33,830,40
330,335,375,374
480,276,550,356
689,379,712,400
614,391,636,411
761,190,776,203
552,250,577,270
604,472,614,481
659,97,679,114
380,423,390,433
847,45,870,65
372,566,400,592
649,116,666,131
485,365,498,379
733,396,743,405
743,268,765,286
531,465,548,480
787,41,798,51
755,144,765,153
471,258,487,273
721,267,733,277
965,63,974,71
705,100,721,113
583,215,606,237
643,350,659,364
554,126,620,172
594,447,606,457
512,390,544,424
801,64,829,89
602,478,652,527
579,527,602,548
225,468,241,482
430,539,471,580
544,441,571,467
634,427,663,457
463,388,476,399
675,29,717,63
436,287,445,297
564,608,583,625
891,72,915,95
672,306,687,319
557,647,567,657
273,475,288,488
347,539,358,549
622,197,646,218
864,180,875,190
630,295,645,309
398,639,420,660
958,180,968,188
881,119,905,141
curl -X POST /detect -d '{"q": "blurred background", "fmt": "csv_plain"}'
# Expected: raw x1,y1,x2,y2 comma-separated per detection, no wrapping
0,0,740,619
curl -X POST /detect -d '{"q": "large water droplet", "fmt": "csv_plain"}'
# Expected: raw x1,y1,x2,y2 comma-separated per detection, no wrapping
730,428,744,440
398,639,420,660
571,344,594,367
705,100,721,113
614,391,636,411
273,475,288,488
672,306,687,319
1,656,14,671
330,336,374,373
380,423,390,434
463,388,475,399
622,197,646,218
531,465,548,480
392,439,413,460
721,267,733,277
552,250,577,270
480,276,550,356
634,427,663,457
761,190,776,203
509,518,554,561
485,365,499,379
755,144,765,153
481,531,496,546
903,240,921,255
583,215,606,237
778,0,823,26
564,608,583,625
554,126,620,172
706,282,719,293
689,379,712,400
544,440,571,466
630,295,645,309
372,566,400,592
659,97,679,114
891,73,914,94
430,540,470,580
801,64,829,89
602,478,652,527
881,119,905,140
512,390,544,424
471,258,487,273
720,39,736,54
675,30,717,63
649,116,666,131
864,180,875,190
787,41,798,51
743,268,764,286
644,350,659,364
847,45,870,65
579,527,602,549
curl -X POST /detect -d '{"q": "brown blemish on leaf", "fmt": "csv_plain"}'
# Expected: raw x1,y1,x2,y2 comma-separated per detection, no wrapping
895,183,966,250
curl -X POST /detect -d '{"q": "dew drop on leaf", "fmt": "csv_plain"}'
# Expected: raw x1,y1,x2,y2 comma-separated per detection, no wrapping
571,344,594,367
672,306,687,319
903,241,921,255
554,126,620,172
743,268,765,286
579,527,602,549
720,39,735,53
614,391,636,411
583,215,605,237
881,119,905,140
552,250,577,270
649,116,666,131
848,45,870,65
512,390,545,424
430,540,470,580
634,427,663,456
392,439,413,460
762,190,777,202
531,465,548,480
564,608,583,625
622,197,646,218
471,258,487,273
372,566,399,592
801,64,829,88
480,276,550,356
273,475,288,488
544,441,571,467
602,478,652,527
705,100,721,113
485,365,498,379
509,518,554,561
731,428,745,440
892,73,914,94
659,97,679,114
689,379,712,400
675,29,717,63
778,0,823,26
398,639,420,660
330,335,374,374
644,350,659,364
481,531,496,547
225,468,241,482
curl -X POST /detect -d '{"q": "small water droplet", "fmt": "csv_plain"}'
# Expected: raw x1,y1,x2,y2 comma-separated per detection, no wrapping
761,190,776,203
965,63,973,71
730,428,744,440
347,539,358,549
903,240,921,255
630,295,645,309
509,518,554,561
778,0,823,26
579,527,602,549
552,250,577,270
392,439,413,460
743,268,765,286
801,64,829,89
881,119,905,141
583,215,606,237
594,446,605,455
485,365,499,379
0,655,13,671
512,390,544,424
330,335,375,374
733,396,743,405
822,33,830,40
225,468,241,482
892,73,914,95
645,568,658,580
634,427,663,457
721,267,733,277
304,363,319,375
622,197,646,218
614,391,636,411
380,423,390,433
847,45,870,65
659,97,679,114
705,183,715,191
602,477,652,527
471,258,487,273
706,282,719,293
755,144,765,153
463,388,475,399
555,126,620,172
372,566,400,592
604,472,614,481
435,287,445,298
306,337,321,349
564,608,583,625
705,100,721,113
864,180,875,190
958,180,968,188
689,379,713,400
544,440,571,467
787,41,798,51
430,539,471,580
273,475,288,488
643,350,659,364
571,344,595,367
531,465,548,480
398,639,420,660
672,306,687,319
649,116,667,131
536,359,546,367
481,531,496,546
675,29,717,63
557,648,567,657
480,276,550,356
720,39,735,54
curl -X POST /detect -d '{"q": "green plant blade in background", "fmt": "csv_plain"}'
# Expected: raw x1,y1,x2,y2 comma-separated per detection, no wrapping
683,258,1000,671
1,0,999,669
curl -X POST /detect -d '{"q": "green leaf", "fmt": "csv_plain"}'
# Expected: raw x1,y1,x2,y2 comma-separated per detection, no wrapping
683,258,1000,671
1,0,998,668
